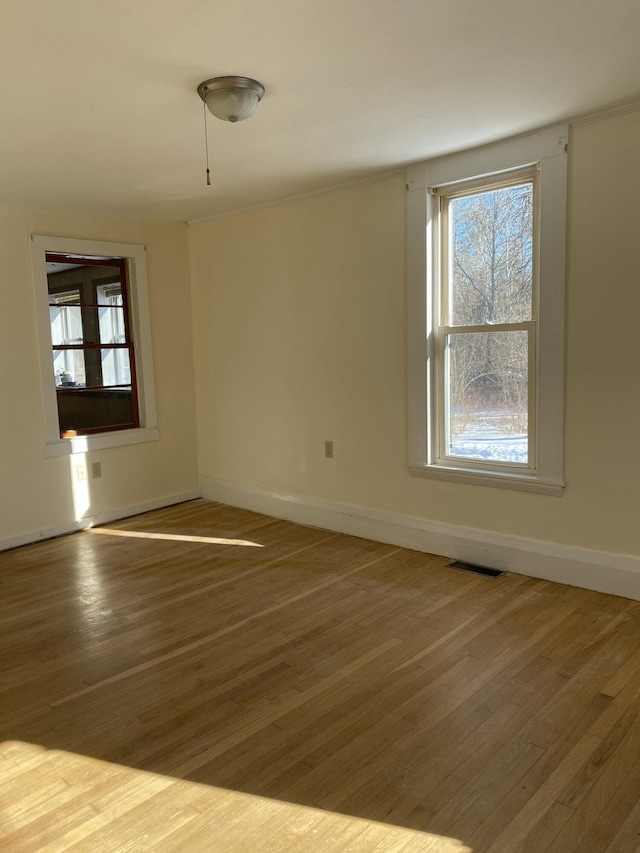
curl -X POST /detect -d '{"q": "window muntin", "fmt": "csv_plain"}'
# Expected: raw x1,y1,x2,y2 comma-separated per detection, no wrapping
435,172,537,471
46,254,139,437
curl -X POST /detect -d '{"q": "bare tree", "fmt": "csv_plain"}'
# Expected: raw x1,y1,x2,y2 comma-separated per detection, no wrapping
447,183,532,443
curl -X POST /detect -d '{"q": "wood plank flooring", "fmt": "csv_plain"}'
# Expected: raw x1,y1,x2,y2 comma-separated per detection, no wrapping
2,499,640,851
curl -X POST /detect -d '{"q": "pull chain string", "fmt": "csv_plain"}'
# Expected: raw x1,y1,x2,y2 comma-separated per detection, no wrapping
203,100,211,186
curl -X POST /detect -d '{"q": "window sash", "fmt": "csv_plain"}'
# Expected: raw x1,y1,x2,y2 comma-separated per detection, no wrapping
434,322,537,472
438,171,539,329
431,170,539,475
45,254,140,436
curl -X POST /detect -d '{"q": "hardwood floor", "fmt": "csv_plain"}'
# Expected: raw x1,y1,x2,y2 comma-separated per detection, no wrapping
2,499,640,851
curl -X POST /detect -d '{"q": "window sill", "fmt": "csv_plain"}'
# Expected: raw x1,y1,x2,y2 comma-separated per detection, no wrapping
409,463,565,496
45,427,160,458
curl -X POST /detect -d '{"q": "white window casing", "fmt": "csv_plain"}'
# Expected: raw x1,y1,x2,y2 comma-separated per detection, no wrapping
31,235,159,457
406,124,568,495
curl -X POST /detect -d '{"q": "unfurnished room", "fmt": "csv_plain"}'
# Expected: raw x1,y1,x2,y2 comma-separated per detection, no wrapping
1,1,640,851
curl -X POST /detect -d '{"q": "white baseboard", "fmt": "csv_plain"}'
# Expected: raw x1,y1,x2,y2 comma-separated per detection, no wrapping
202,477,640,601
0,490,202,553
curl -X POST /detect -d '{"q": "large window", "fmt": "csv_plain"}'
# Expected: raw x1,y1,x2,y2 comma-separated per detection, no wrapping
407,125,568,494
32,236,158,457
437,172,535,469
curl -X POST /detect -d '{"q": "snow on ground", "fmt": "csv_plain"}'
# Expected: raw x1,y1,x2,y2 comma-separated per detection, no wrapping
450,434,528,464
449,414,528,464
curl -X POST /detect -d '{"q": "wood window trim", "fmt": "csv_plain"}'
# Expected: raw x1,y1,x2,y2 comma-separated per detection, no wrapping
406,124,568,495
47,254,140,435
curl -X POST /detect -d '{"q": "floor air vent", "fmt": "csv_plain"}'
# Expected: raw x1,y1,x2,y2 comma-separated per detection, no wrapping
448,560,505,578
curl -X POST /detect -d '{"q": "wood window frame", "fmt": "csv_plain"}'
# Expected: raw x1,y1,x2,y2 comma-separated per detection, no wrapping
47,253,140,436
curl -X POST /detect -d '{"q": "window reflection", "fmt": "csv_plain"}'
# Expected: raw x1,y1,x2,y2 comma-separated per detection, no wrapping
46,255,139,437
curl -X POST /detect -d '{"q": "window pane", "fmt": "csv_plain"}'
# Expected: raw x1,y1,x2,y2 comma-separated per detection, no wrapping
101,347,131,386
96,283,122,306
52,347,130,389
49,293,83,346
448,183,533,325
53,348,87,387
446,331,528,465
99,305,126,345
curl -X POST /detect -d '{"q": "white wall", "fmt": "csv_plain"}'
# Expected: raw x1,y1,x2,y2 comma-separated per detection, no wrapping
5,110,638,592
0,209,199,547
189,110,640,576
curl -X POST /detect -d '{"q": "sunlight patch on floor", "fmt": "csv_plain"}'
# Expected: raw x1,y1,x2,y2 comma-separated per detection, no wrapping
90,528,264,547
0,741,471,851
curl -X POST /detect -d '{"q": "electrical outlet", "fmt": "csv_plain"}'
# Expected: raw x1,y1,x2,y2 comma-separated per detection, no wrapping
324,440,334,459
76,464,87,481
91,462,102,479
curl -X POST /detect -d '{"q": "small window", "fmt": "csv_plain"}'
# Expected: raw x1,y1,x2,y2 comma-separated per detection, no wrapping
32,236,159,457
47,254,139,437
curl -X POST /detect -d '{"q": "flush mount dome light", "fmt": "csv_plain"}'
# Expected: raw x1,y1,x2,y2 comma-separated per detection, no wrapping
197,76,265,123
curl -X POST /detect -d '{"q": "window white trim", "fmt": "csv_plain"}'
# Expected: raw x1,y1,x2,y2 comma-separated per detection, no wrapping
31,235,159,457
406,124,568,494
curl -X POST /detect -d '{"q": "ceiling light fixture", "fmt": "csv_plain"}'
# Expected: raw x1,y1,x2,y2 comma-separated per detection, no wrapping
197,76,265,186
197,76,265,123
